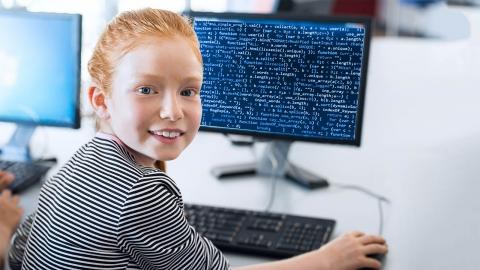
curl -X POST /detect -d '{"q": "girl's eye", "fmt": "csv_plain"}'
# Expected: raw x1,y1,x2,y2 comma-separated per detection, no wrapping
180,89,196,97
137,87,154,95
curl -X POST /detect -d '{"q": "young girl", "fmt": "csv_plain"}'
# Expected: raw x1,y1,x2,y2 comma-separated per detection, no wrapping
21,8,387,270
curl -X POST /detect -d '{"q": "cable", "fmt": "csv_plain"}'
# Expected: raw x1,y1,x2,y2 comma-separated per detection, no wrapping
264,145,280,213
222,133,280,212
222,134,280,212
330,182,391,236
378,198,385,236
331,183,391,203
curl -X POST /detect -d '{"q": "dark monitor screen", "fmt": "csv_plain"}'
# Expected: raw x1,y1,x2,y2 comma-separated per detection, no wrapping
190,12,371,146
0,11,81,128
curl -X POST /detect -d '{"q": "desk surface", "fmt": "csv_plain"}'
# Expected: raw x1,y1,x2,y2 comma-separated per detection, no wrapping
3,35,480,270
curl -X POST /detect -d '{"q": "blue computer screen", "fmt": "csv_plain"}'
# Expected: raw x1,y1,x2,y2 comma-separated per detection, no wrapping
0,11,81,128
192,14,370,145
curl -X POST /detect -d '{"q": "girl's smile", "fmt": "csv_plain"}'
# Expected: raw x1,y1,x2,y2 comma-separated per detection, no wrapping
148,128,186,144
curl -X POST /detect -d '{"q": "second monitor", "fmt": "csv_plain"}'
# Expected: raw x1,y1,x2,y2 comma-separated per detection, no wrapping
190,12,371,188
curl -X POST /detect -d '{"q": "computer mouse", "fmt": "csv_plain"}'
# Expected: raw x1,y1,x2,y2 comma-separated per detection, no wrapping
358,253,386,270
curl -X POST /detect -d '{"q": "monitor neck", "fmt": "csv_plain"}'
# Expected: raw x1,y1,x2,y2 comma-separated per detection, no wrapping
257,140,292,177
0,124,36,162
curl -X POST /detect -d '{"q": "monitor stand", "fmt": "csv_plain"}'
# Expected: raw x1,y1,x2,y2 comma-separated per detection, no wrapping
211,140,329,189
0,124,36,162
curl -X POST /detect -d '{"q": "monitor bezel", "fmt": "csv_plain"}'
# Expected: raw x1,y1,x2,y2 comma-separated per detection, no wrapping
0,10,82,129
188,12,371,146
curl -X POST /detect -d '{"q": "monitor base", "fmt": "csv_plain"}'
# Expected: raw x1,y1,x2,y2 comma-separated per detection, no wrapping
211,162,329,189
211,140,329,190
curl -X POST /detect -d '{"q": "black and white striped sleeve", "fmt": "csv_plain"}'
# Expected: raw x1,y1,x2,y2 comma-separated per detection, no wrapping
117,171,230,270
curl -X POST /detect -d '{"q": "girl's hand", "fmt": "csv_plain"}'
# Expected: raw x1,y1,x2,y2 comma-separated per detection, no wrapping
0,189,23,256
235,231,388,270
316,231,388,270
0,171,14,191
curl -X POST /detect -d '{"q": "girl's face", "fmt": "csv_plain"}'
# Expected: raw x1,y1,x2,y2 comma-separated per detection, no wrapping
105,35,203,166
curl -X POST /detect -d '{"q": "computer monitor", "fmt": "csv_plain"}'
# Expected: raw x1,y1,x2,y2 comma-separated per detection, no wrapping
188,12,371,188
0,10,82,161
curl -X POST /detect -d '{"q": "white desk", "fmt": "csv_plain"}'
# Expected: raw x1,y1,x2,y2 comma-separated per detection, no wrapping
3,35,480,270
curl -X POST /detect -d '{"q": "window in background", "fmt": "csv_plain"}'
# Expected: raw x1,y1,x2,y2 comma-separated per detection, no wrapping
382,0,470,39
191,0,227,12
118,0,276,13
190,0,277,13
0,0,13,9
117,0,185,13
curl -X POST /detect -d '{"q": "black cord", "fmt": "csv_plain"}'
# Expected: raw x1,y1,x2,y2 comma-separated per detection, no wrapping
330,183,391,236
222,134,279,212
264,174,280,213
378,198,385,236
264,144,280,212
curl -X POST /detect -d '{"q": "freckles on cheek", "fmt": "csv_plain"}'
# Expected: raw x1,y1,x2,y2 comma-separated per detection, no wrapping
131,111,149,131
118,105,147,133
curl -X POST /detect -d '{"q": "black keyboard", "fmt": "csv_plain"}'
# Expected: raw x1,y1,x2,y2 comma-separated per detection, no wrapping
0,160,51,193
184,203,335,258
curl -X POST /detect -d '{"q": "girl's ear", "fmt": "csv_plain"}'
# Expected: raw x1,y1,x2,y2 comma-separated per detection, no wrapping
88,84,110,119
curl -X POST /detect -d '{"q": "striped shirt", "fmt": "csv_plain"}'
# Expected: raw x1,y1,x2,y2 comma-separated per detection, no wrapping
21,133,230,270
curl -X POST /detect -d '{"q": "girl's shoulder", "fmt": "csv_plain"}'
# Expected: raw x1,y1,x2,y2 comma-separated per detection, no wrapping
135,167,182,199
79,135,181,196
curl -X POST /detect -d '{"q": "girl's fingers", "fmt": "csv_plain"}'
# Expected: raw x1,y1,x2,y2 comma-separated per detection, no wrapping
363,243,388,255
0,189,12,198
348,231,365,237
12,195,21,206
360,256,383,269
0,171,14,181
359,234,386,245
0,172,14,190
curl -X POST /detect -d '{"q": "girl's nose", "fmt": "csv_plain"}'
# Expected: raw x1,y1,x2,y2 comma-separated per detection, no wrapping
160,93,183,121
